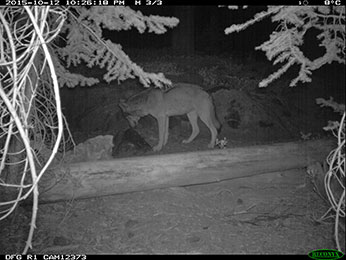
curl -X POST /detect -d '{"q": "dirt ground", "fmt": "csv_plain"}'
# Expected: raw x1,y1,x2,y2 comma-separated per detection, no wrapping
36,170,336,254
0,168,337,254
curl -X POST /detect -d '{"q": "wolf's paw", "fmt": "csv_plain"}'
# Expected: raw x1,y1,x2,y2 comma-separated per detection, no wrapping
153,144,162,152
182,139,191,144
207,143,215,149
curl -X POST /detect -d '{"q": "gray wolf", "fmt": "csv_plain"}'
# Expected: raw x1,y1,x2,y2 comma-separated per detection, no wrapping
119,83,221,151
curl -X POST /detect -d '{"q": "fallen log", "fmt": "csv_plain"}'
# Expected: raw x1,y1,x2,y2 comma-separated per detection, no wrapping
39,139,335,203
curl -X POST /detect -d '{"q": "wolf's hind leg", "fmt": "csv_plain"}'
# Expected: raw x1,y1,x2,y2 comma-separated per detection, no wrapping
199,107,218,148
182,111,200,144
163,117,169,146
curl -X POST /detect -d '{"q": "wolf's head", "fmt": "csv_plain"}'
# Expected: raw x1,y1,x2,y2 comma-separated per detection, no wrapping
119,97,148,128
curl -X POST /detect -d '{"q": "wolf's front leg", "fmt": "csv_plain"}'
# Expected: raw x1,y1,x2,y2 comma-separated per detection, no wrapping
163,116,169,146
153,116,167,151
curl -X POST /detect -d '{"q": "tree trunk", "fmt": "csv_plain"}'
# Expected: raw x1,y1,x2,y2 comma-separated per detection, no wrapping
39,139,334,203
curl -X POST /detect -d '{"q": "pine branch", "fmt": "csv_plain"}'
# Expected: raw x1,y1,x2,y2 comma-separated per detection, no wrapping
54,6,178,88
224,6,345,87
